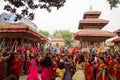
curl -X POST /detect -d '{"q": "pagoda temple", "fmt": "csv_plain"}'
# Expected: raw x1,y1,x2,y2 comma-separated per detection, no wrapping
0,13,48,51
74,6,116,49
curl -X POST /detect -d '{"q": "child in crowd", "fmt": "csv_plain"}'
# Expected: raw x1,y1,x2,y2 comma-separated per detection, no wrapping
56,61,66,80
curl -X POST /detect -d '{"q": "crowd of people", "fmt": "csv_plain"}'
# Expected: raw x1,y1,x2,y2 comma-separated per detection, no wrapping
0,42,120,80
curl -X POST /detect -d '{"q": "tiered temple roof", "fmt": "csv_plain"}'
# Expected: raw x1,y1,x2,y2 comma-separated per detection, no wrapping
75,30,115,37
79,19,109,29
0,22,41,42
83,11,101,19
74,7,116,41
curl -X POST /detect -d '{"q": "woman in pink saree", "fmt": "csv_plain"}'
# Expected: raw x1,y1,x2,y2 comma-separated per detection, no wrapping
27,57,39,80
40,55,53,80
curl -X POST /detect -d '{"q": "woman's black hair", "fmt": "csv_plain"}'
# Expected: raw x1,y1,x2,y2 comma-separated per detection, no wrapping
8,53,15,66
3,52,7,57
92,54,95,58
68,55,74,60
58,62,65,69
40,55,53,67
90,57,94,62
99,57,106,64
52,55,56,59
79,55,85,64
89,58,94,65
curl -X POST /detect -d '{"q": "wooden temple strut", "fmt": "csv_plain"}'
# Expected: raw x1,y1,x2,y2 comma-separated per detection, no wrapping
0,38,5,48
12,38,18,51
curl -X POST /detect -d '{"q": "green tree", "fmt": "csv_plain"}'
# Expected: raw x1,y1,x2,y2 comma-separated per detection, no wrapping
53,30,73,45
107,0,120,9
39,30,49,38
2,0,120,21
3,0,65,20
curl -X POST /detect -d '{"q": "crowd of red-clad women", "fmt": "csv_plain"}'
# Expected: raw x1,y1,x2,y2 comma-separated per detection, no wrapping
0,44,120,80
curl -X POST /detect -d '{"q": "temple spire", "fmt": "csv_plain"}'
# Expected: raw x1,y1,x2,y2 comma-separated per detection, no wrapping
89,5,93,11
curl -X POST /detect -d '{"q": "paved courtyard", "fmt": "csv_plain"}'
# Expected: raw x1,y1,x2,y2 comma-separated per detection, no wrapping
19,75,27,80
19,74,41,80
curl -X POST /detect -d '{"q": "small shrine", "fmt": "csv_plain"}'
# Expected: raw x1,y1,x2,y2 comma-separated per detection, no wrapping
50,33,65,48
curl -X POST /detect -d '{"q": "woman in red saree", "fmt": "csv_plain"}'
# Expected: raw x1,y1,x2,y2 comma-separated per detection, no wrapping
111,64,118,80
0,53,2,80
116,64,120,80
111,59,120,80
108,56,114,77
85,59,94,80
96,57,112,80
51,55,58,80
24,56,30,74
10,53,21,80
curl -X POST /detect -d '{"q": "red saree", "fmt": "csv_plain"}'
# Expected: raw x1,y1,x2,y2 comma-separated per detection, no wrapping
96,64,111,80
116,71,120,80
10,58,21,79
0,60,2,80
85,65,94,80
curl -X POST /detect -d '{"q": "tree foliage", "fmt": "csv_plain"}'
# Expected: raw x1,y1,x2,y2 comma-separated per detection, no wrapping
3,0,65,21
39,30,49,38
3,0,120,21
53,30,73,45
107,0,120,9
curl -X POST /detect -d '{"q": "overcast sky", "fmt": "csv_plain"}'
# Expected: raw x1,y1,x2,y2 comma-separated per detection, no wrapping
0,0,120,34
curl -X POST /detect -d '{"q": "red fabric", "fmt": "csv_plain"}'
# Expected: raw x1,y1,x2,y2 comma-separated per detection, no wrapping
73,47,77,54
111,63,119,80
10,58,21,78
111,70,118,80
116,71,120,80
85,65,94,80
25,60,30,69
97,64,110,80
16,46,21,54
108,60,114,76
51,61,58,78
33,47,37,55
0,61,2,80
30,48,34,56
75,56,80,62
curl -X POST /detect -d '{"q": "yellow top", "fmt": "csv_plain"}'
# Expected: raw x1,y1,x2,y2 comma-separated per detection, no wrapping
97,47,101,54
56,68,66,77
